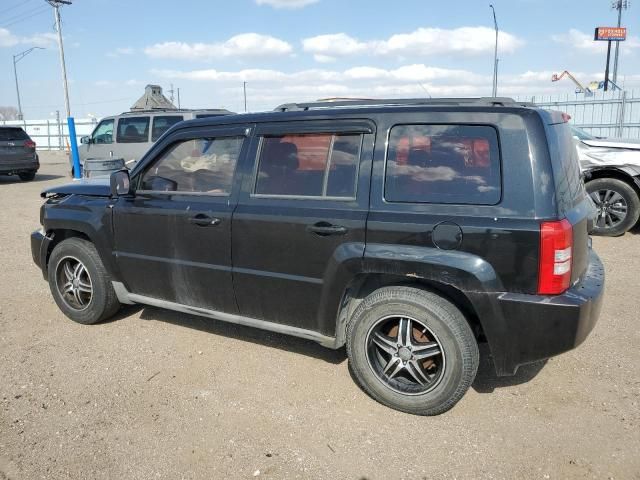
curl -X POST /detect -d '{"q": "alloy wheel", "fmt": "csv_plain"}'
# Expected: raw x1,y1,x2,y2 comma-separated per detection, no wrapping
590,189,628,229
366,315,446,395
55,256,93,311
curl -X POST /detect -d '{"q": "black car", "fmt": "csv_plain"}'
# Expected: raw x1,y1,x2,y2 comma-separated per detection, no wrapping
0,126,39,181
31,98,604,415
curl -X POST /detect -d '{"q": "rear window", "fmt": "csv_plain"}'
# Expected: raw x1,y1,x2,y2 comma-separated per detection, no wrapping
0,128,29,141
151,115,184,141
117,117,150,143
254,133,361,198
385,124,501,205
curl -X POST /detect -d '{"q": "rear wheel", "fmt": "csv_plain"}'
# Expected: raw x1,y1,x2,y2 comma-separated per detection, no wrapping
346,286,479,416
18,171,36,181
586,178,640,236
47,237,120,324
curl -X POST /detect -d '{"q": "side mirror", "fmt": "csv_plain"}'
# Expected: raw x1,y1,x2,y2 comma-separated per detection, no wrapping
80,136,91,144
110,169,131,197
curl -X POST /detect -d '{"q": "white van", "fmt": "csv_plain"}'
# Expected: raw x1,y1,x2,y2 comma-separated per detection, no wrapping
77,109,233,172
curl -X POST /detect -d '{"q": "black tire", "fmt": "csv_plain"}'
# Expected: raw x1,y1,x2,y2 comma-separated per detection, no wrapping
18,171,36,181
47,237,120,324
346,286,479,416
586,178,640,236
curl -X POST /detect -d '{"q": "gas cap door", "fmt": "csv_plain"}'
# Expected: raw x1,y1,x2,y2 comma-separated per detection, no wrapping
432,221,463,250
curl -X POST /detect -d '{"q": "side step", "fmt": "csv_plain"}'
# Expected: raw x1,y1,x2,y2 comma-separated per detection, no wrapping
112,282,338,348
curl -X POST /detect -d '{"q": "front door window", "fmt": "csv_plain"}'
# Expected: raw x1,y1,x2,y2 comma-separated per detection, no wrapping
91,119,114,144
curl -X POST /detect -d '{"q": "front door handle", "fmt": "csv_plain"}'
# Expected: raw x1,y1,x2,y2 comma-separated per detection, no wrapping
306,221,348,236
188,214,221,227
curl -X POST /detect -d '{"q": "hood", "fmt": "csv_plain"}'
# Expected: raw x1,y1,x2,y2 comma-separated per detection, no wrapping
581,138,640,150
41,177,111,198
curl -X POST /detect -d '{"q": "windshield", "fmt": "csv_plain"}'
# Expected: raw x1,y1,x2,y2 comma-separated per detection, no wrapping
570,126,595,141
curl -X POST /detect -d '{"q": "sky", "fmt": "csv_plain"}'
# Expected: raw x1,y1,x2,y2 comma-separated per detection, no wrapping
0,0,639,119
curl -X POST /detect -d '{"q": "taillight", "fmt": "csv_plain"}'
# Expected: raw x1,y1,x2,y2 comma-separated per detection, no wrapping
24,140,36,149
538,219,573,295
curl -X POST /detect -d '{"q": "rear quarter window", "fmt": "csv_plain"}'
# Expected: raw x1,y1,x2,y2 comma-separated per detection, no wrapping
547,123,585,214
385,124,501,205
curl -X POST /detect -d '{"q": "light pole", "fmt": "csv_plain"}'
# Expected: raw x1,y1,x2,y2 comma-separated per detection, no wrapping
611,0,630,84
46,0,82,178
12,47,45,121
489,4,499,97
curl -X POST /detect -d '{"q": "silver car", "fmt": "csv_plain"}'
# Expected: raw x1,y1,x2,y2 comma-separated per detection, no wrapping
573,126,640,236
77,108,232,172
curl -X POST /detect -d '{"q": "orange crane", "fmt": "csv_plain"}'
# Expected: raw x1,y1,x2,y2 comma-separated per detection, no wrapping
551,71,592,94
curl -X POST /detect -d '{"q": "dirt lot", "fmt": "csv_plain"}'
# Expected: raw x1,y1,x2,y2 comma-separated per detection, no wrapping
1,152,639,480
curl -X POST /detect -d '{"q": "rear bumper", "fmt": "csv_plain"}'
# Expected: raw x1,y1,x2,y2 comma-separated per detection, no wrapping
494,249,605,375
31,229,52,279
0,157,39,174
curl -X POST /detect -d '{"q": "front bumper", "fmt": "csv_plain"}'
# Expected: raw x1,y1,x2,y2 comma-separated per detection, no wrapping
494,249,605,375
31,229,52,279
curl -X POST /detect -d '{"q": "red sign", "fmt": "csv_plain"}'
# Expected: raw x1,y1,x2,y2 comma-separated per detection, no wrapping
594,27,627,41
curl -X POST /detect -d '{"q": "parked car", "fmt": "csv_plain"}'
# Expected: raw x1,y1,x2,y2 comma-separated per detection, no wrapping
76,108,233,174
572,125,640,236
0,126,39,181
32,98,604,415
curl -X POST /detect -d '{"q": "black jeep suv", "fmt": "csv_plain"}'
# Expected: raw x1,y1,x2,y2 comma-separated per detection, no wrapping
31,98,604,415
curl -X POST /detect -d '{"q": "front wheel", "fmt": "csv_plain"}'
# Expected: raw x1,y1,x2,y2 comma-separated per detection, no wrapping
346,286,479,416
586,178,640,236
47,237,120,324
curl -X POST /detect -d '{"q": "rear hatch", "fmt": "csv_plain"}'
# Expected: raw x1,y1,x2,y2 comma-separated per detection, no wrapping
0,127,35,164
544,116,592,283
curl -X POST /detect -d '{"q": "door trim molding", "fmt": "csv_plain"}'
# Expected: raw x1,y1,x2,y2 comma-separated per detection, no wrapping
111,282,337,348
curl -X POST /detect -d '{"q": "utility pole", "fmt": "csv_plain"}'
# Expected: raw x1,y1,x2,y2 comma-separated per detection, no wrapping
611,0,630,84
489,4,499,97
46,0,81,178
168,83,175,104
13,47,45,120
177,88,181,109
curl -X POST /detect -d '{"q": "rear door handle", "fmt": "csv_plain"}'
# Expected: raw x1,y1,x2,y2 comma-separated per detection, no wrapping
306,222,348,236
188,214,221,227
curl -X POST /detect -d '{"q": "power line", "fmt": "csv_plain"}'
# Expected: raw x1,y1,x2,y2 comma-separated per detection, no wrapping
0,0,36,18
0,3,47,25
0,6,49,28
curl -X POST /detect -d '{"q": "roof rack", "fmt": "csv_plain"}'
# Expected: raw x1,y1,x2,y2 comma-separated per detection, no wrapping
120,108,232,115
274,97,534,112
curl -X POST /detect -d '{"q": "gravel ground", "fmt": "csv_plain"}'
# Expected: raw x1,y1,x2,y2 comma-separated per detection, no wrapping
1,152,639,480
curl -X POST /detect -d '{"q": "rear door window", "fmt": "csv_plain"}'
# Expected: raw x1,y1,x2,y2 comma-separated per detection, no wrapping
254,133,362,198
0,128,28,141
385,124,501,205
151,115,184,141
116,117,150,143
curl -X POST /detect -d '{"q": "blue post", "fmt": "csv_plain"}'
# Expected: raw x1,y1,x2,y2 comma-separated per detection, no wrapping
67,117,82,179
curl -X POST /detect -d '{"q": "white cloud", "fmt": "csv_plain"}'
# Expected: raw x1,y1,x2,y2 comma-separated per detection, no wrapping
144,33,293,60
0,27,57,48
106,47,135,58
255,0,319,8
303,27,523,61
552,29,640,54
